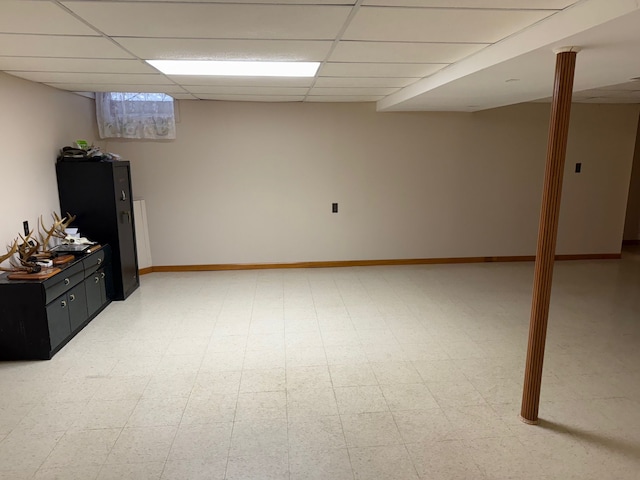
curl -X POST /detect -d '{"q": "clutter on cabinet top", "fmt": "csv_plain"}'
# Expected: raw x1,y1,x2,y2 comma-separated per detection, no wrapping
57,141,121,163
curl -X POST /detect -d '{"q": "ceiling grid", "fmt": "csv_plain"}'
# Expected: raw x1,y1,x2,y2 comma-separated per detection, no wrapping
0,0,637,110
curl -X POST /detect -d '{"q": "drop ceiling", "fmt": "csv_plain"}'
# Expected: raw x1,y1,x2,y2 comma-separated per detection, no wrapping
0,0,639,111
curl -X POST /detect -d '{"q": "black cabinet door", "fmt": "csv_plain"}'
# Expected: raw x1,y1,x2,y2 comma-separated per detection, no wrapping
113,165,139,299
46,295,71,351
68,284,88,332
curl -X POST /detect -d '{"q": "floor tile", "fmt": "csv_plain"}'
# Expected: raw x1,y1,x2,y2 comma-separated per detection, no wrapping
229,419,288,457
235,391,287,420
289,447,353,480
161,458,226,480
180,394,237,425
334,385,389,414
380,383,439,411
329,364,378,387
97,462,164,480
40,428,120,469
225,453,288,480
287,415,347,452
239,368,285,393
0,429,64,470
34,465,101,480
126,396,188,427
168,422,233,461
340,412,403,447
406,440,485,479
349,445,418,480
105,426,177,464
287,386,339,417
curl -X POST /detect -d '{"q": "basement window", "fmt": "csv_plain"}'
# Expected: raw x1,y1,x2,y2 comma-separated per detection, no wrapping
95,92,176,140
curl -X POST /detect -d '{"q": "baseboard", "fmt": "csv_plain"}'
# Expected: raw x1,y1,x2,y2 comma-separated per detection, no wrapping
138,267,154,275
622,239,640,246
142,252,621,273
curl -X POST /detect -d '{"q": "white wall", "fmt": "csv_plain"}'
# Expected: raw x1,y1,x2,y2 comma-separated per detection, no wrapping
623,115,640,241
102,101,639,266
0,73,97,268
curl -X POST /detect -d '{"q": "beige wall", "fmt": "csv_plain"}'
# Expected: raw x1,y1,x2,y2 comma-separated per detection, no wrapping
103,100,639,266
0,73,97,268
623,115,640,241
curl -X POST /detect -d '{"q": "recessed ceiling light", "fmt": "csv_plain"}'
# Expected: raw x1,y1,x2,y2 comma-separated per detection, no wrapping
146,60,320,77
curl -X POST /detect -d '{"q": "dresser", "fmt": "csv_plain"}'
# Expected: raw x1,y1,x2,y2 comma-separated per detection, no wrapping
0,246,111,360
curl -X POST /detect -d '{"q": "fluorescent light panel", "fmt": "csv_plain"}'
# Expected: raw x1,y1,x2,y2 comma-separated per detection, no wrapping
147,60,320,77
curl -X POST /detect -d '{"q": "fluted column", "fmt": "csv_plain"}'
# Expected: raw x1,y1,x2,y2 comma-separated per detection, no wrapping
521,48,579,424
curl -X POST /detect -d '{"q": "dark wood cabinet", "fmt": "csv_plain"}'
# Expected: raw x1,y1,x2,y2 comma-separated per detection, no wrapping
0,246,111,360
56,161,139,300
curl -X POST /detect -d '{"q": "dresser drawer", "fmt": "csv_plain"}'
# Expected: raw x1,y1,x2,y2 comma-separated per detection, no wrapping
82,249,105,277
43,262,84,305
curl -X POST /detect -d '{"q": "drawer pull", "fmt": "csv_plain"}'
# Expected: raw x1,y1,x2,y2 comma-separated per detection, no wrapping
69,294,75,301
61,300,67,308
95,277,100,284
64,278,70,285
100,272,105,279
97,258,102,265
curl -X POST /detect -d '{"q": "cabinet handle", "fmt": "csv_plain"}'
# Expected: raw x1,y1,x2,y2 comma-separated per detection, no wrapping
100,272,105,279
95,277,100,284
97,258,102,265
69,294,75,301
64,278,70,285
121,190,127,201
61,300,67,308
122,210,131,224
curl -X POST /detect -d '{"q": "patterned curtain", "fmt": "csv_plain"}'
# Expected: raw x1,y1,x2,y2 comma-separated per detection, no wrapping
95,92,176,140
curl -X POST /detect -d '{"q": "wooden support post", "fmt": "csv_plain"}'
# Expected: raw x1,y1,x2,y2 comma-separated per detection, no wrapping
521,48,578,425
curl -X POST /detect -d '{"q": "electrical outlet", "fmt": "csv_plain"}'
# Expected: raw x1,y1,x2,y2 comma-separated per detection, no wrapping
332,203,338,213
23,221,29,236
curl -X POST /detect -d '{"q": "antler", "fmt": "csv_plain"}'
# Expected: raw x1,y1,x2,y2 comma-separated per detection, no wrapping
38,212,77,251
55,212,76,238
39,214,64,250
0,239,19,272
18,231,40,264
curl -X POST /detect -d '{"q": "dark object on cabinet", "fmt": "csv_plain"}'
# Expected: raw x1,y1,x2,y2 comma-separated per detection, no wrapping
0,246,111,360
56,161,139,300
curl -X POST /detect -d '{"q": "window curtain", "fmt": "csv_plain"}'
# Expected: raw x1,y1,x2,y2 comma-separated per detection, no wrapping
95,92,176,140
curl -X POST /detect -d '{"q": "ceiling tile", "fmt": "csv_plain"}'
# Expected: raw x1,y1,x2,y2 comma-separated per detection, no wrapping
0,34,133,59
0,57,155,74
170,93,199,100
306,95,384,102
577,97,640,104
167,76,314,87
0,1,98,36
309,87,399,96
362,1,577,8
320,62,445,78
116,38,332,62
195,94,305,102
47,84,188,94
597,81,640,91
128,0,356,5
343,7,555,43
10,72,171,85
184,86,308,95
331,41,487,63
62,2,351,40
126,0,355,3
314,77,416,88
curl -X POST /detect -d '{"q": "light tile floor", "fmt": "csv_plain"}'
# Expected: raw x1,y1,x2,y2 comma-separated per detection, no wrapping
1,249,639,479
